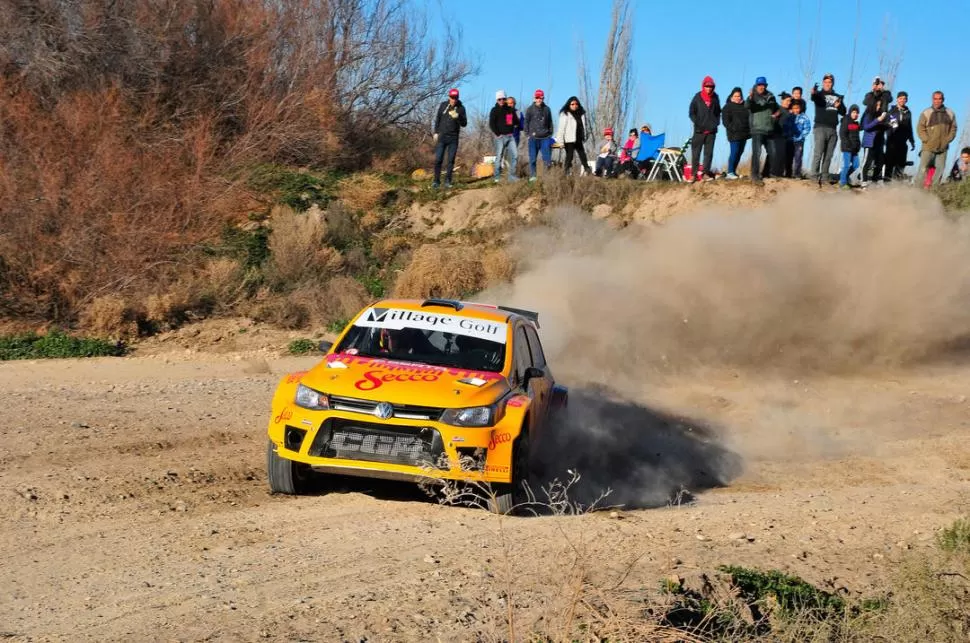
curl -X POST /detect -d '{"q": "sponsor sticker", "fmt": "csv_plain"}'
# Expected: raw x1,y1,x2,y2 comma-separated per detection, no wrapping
274,407,293,424
485,464,510,474
324,354,503,391
285,371,308,384
330,432,425,458
458,377,489,387
326,360,348,369
355,307,507,344
488,431,511,450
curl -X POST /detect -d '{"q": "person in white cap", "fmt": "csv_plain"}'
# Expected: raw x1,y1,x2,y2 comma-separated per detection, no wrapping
489,89,520,182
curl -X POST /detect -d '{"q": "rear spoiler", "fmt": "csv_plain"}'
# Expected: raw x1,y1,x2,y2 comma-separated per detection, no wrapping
498,305,540,328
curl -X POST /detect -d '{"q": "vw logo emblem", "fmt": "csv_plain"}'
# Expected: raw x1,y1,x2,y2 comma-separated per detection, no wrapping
374,402,394,420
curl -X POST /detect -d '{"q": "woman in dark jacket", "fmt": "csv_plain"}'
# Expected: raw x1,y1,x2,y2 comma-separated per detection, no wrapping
721,87,750,179
861,98,889,183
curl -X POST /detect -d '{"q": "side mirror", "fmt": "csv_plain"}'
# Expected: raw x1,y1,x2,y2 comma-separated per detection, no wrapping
318,340,334,353
522,366,544,385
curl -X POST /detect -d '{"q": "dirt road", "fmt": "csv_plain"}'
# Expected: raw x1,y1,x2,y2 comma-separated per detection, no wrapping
2,335,968,642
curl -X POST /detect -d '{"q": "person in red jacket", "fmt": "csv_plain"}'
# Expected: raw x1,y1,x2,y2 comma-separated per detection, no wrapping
688,75,721,181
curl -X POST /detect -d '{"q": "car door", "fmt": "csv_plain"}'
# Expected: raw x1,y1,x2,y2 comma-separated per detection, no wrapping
511,322,538,438
523,323,553,427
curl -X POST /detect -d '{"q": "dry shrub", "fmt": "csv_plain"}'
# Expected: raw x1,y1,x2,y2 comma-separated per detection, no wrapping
265,205,343,287
359,211,383,232
393,244,509,299
372,235,412,263
536,166,649,212
337,173,390,213
250,277,370,330
482,247,517,285
78,295,139,339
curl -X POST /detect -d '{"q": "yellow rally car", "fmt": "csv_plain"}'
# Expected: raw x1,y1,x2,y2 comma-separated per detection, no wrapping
265,298,567,513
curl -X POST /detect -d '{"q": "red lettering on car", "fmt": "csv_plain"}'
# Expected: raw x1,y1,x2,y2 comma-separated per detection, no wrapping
274,408,293,424
488,432,512,449
355,369,442,390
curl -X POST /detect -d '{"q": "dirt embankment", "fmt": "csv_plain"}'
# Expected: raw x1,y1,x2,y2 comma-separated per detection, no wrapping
3,181,970,641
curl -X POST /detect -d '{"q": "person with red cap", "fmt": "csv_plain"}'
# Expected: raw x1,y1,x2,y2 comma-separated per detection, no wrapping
431,88,467,188
523,89,554,181
594,127,618,177
688,75,721,181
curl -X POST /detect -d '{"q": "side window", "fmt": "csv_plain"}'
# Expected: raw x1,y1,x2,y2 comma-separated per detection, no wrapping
524,325,546,369
513,324,534,384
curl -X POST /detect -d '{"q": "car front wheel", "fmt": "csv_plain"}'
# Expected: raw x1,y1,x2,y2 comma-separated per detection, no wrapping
488,431,531,515
266,440,315,495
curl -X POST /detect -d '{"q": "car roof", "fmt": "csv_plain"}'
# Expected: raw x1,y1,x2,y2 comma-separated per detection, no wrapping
368,298,538,327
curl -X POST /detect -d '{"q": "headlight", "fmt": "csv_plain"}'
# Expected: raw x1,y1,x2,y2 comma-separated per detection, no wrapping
295,384,329,410
440,402,503,427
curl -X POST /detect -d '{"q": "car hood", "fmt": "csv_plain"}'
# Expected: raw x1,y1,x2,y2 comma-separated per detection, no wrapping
300,352,510,408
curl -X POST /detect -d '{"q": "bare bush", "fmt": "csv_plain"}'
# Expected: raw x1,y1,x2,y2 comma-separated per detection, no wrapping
392,244,494,299
78,295,138,340
265,206,343,288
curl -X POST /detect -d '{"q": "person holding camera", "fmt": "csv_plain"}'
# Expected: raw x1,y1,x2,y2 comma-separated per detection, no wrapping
809,73,846,185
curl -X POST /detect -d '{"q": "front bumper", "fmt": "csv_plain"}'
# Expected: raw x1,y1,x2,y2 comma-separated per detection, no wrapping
267,407,518,484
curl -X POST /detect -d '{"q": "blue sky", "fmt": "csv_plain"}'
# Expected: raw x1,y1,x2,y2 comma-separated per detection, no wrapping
420,0,968,168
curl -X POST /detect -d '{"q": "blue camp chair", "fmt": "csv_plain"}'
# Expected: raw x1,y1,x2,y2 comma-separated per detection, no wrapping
634,133,665,179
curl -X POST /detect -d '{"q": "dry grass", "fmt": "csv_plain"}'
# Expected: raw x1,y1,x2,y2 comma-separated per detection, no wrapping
264,205,343,288
78,295,139,340
337,173,391,213
392,244,515,299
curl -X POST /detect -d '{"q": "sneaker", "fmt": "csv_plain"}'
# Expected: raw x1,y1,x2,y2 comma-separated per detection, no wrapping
493,177,500,183
529,176,537,183
444,182,453,189
725,173,739,180
431,182,440,189
752,177,764,185
508,176,519,183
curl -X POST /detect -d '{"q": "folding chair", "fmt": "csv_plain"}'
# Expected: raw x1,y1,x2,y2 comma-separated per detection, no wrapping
633,133,665,179
647,136,691,182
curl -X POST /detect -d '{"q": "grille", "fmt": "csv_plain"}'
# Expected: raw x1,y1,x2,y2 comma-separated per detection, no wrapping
329,395,444,421
309,418,446,468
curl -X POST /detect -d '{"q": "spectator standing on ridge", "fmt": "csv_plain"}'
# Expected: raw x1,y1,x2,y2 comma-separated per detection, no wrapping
431,87,467,189
950,147,970,181
488,89,519,183
507,96,525,147
839,104,862,188
791,86,807,113
810,73,846,185
863,77,893,111
861,98,889,184
789,99,812,179
745,76,780,185
721,87,750,180
556,96,593,176
916,91,958,187
523,89,554,182
775,92,794,178
688,75,721,181
886,91,915,180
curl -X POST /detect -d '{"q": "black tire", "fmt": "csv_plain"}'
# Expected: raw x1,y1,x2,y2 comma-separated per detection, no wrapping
488,431,530,515
266,440,314,495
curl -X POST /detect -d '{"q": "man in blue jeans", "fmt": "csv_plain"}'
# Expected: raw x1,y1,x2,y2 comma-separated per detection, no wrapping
431,88,467,188
523,89,554,181
489,89,519,182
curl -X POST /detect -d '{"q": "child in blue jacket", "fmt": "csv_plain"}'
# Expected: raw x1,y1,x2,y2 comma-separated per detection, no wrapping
789,100,812,179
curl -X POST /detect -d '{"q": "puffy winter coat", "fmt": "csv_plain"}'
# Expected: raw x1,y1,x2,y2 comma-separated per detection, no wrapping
745,88,779,136
917,105,957,153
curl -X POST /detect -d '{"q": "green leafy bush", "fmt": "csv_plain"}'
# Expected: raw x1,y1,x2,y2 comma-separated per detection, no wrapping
718,565,846,619
287,338,316,355
0,330,126,360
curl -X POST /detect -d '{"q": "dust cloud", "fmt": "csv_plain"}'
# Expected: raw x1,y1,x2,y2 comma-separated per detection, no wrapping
490,187,970,381
481,187,970,507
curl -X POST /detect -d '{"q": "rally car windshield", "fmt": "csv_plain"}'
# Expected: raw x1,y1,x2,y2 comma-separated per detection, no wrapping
334,325,506,373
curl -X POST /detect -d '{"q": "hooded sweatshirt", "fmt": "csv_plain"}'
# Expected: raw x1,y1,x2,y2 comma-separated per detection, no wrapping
721,88,751,142
688,76,721,134
840,106,862,153
811,87,847,128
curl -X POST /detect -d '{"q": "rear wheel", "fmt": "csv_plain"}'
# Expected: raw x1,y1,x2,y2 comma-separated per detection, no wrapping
488,432,531,515
266,440,314,495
